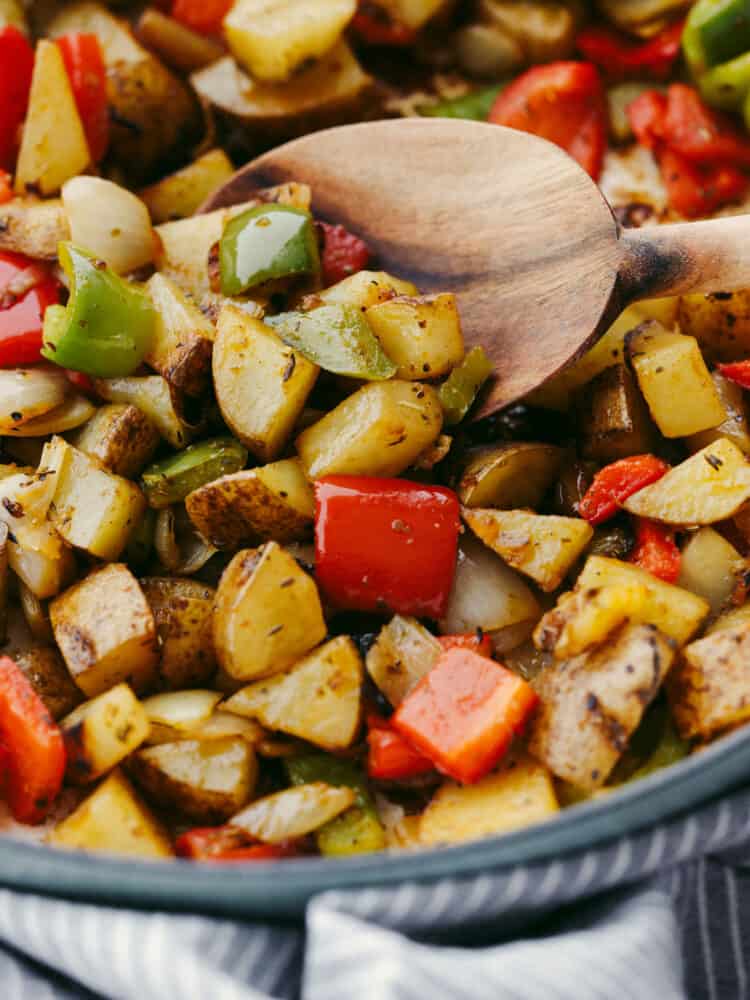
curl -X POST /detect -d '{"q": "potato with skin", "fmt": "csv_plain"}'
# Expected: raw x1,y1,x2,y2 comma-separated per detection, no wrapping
366,615,441,708
144,274,214,397
140,578,216,690
534,583,650,660
130,737,257,822
138,149,234,223
50,564,159,698
224,636,363,750
668,623,750,740
185,459,313,549
365,294,464,380
13,646,82,720
528,623,676,791
296,380,443,480
231,783,355,843
214,305,319,462
62,683,150,784
686,372,750,456
678,290,750,363
48,769,173,859
93,375,192,450
213,542,326,681
70,404,160,479
577,364,655,462
458,442,563,509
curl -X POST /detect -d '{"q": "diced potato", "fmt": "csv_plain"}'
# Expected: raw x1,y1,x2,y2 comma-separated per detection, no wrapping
678,290,750,363
13,647,82,720
185,458,313,548
0,0,26,32
706,601,750,635
62,683,150,783
296,380,443,479
70,404,160,479
365,615,441,707
224,0,355,81
458,442,563,509
48,770,173,858
529,623,676,790
146,709,264,746
93,375,192,450
464,509,593,592
677,528,745,615
213,542,326,681
223,636,363,749
139,149,234,223
534,582,650,659
575,555,709,645
50,564,159,698
230,782,355,842
144,274,214,397
214,305,318,462
624,439,750,525
0,198,70,259
419,754,559,846
14,40,90,195
130,737,257,822
686,373,750,456
47,438,146,560
365,294,464,380
440,535,541,639
479,0,577,62
627,323,726,438
317,270,418,309
668,623,750,739
577,364,655,462
140,578,216,690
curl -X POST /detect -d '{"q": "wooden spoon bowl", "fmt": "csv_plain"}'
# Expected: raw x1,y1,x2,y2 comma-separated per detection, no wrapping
203,118,750,417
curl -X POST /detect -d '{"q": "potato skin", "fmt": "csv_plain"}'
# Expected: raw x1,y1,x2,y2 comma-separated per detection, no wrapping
13,646,82,720
71,404,160,479
140,577,216,690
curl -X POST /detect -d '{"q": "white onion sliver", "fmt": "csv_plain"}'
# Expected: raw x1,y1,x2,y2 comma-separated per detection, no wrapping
62,176,155,274
0,368,69,432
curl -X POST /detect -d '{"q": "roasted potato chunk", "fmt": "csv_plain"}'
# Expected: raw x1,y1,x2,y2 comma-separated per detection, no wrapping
458,442,563,509
130,737,257,822
93,375,192,450
577,364,655,462
62,683,150,784
140,578,216,690
50,564,159,698
144,274,214,397
13,646,82,720
529,623,676,790
0,198,70,259
463,508,593,592
70,404,160,479
686,372,750,456
365,293,464,380
185,458,313,549
668,623,750,739
678,290,750,363
213,542,326,681
317,270,417,309
224,636,363,750
365,615,441,707
677,528,745,616
48,769,173,858
139,149,234,223
534,582,650,660
231,782,355,842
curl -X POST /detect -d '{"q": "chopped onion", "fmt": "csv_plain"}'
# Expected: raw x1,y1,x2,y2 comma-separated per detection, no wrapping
155,506,217,575
2,394,95,437
142,690,222,730
0,368,69,432
62,176,155,274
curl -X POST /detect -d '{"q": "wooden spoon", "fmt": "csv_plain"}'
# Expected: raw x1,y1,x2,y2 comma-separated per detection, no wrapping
203,118,750,419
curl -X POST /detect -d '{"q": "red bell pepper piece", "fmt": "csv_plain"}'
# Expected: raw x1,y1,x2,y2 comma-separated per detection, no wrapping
0,170,12,205
658,148,747,218
627,90,668,151
488,61,608,180
64,369,97,396
438,633,493,658
351,2,416,46
0,657,65,824
576,21,683,81
175,826,296,862
318,222,371,286
314,476,460,619
171,0,233,34
57,34,109,164
0,251,62,367
662,84,750,167
629,517,681,583
717,360,750,390
367,724,434,780
0,26,34,170
578,454,671,525
392,648,538,785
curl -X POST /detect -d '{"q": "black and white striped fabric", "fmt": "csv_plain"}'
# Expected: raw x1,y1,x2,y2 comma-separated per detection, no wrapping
1,785,750,999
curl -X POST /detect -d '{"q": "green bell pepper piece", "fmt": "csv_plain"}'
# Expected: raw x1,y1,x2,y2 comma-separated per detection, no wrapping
41,243,156,377
267,304,397,380
126,508,156,569
219,204,320,296
419,84,504,121
141,436,248,509
438,346,493,425
699,49,750,108
684,0,750,75
285,753,386,856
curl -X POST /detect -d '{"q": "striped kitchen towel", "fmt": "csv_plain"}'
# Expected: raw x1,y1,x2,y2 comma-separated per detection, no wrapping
0,785,749,1000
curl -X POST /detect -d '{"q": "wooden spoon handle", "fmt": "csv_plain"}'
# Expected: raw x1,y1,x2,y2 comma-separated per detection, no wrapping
618,214,750,304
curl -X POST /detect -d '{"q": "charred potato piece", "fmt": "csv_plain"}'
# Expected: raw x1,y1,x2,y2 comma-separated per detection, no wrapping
140,577,216,690
13,646,82,721
144,274,214,397
62,683,150,784
0,198,70,259
365,615,441,708
457,442,563,509
130,737,257,822
70,404,160,479
577,364,655,462
93,375,193,450
528,623,676,790
678,290,750,363
185,458,314,548
50,563,159,698
534,582,650,660
139,149,234,223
